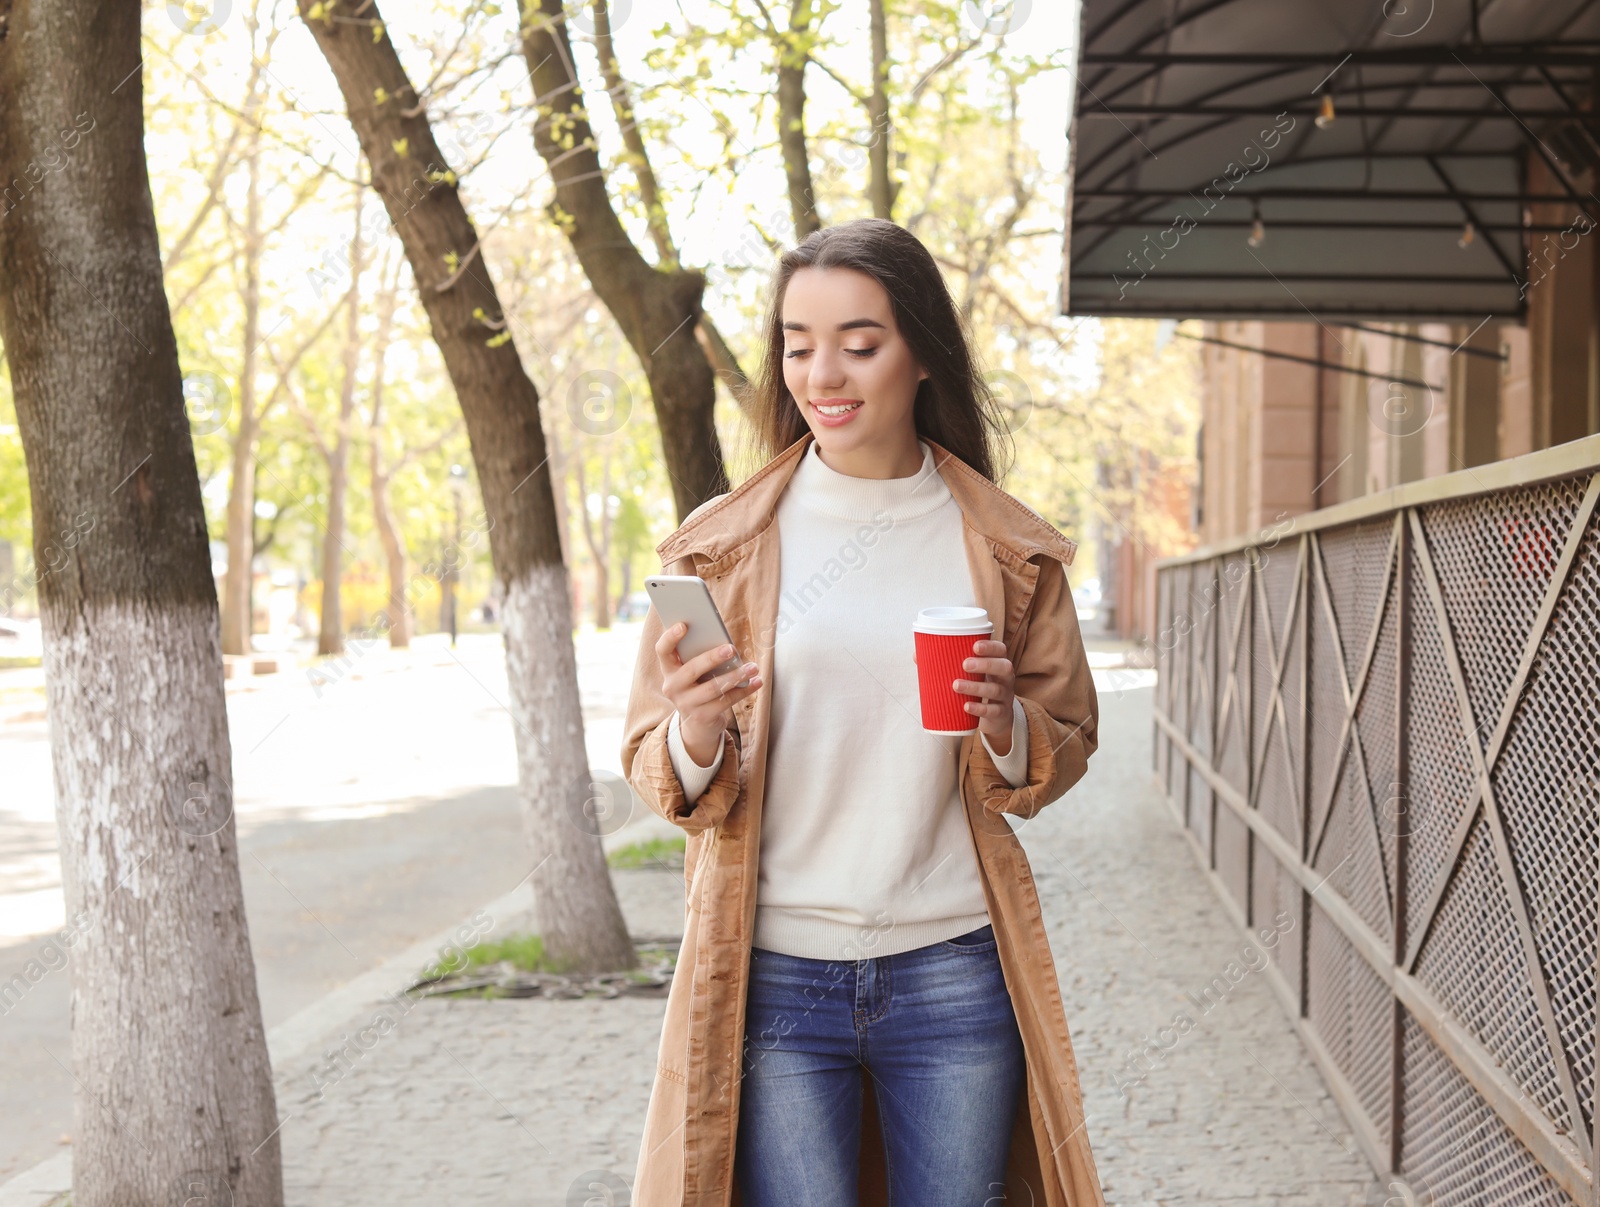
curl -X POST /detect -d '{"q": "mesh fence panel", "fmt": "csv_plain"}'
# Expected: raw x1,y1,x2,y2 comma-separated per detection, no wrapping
1215,804,1251,919
1167,726,1186,803
1307,547,1350,864
1193,561,1212,746
1412,802,1571,1137
1152,458,1600,1199
1187,763,1211,852
1419,482,1585,750
1170,562,1191,739
1190,561,1218,761
1320,519,1395,689
1360,555,1401,912
1307,901,1393,1143
1218,553,1253,799
1317,756,1393,944
1337,564,1398,945
1400,1013,1579,1207
1250,842,1303,1003
1156,561,1174,719
1255,546,1302,849
1485,500,1600,1137
1280,558,1307,856
1404,535,1483,950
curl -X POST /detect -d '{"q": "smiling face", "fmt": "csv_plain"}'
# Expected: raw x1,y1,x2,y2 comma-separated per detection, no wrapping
780,266,928,473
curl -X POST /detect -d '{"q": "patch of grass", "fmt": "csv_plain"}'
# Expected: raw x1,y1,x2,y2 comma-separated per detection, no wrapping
607,835,686,869
419,932,553,980
413,935,678,999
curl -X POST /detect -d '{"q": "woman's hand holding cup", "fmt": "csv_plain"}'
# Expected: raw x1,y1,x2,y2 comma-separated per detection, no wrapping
954,638,1018,754
654,621,762,766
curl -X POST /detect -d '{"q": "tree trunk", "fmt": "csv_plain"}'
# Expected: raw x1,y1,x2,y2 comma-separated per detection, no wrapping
779,0,822,238
867,0,895,219
318,176,363,656
541,400,585,628
571,440,612,631
317,439,347,654
438,529,455,636
222,133,262,656
694,315,755,419
297,0,635,973
0,3,283,1204
370,469,411,647
522,0,730,523
367,256,412,648
594,451,611,630
591,0,674,271
589,0,756,421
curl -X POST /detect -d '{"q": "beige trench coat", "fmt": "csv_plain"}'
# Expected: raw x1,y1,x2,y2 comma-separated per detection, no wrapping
621,431,1106,1206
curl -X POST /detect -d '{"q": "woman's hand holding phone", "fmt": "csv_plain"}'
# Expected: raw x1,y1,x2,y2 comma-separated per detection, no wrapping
654,621,762,766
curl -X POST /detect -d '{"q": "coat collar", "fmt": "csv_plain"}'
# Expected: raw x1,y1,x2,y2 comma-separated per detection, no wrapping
655,431,1078,569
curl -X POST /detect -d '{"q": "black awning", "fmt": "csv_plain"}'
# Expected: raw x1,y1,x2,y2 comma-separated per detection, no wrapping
1063,1,1600,321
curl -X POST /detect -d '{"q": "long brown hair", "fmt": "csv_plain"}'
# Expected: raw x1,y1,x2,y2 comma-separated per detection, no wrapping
750,218,1014,483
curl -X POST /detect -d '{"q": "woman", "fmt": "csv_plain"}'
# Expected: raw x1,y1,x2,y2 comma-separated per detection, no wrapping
621,217,1104,1207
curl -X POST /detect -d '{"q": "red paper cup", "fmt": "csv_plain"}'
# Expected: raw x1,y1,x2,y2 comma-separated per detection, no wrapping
914,606,993,735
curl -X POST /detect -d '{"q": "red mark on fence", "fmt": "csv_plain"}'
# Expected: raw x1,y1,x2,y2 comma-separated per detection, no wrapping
1499,518,1557,579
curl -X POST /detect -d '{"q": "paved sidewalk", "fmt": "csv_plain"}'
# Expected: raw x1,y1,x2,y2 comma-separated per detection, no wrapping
1047,679,1386,1207
5,675,1390,1206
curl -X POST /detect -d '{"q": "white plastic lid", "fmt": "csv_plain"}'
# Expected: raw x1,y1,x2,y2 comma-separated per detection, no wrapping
913,606,992,635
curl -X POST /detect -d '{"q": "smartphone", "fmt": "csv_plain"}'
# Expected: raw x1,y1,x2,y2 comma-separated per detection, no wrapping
645,575,747,685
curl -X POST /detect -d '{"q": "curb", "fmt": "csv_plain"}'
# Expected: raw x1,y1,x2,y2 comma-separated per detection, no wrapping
0,1156,68,1207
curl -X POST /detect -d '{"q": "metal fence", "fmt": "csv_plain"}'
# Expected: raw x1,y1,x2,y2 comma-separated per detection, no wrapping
1152,434,1600,1207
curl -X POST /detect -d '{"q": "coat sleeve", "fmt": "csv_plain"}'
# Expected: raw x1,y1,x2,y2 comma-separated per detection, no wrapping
964,553,1099,819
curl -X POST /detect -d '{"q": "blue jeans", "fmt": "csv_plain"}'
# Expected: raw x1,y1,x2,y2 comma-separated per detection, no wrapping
734,924,1026,1207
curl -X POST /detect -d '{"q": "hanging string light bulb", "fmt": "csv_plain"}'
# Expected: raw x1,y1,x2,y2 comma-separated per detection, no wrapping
1458,221,1476,249
1315,92,1337,129
1248,202,1266,248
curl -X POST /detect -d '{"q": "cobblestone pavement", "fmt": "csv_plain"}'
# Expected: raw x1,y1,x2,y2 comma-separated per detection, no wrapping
273,678,1390,1207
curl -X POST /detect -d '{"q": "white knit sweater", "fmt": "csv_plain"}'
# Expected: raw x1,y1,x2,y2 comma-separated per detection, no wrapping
665,438,1029,960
